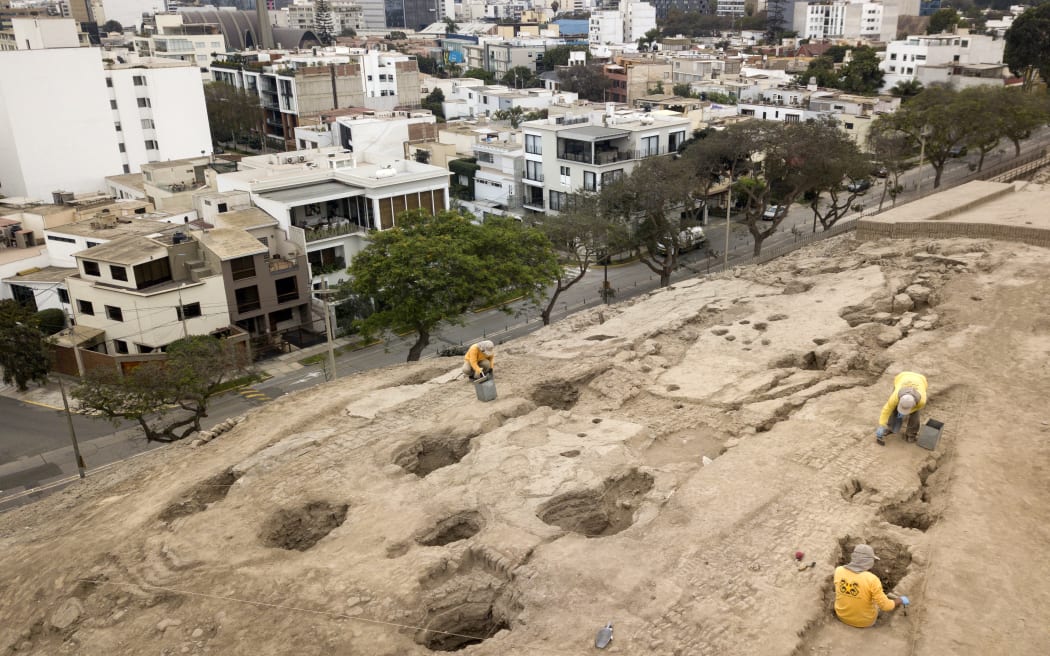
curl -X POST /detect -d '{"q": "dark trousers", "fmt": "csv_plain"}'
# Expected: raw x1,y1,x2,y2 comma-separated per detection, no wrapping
890,411,921,440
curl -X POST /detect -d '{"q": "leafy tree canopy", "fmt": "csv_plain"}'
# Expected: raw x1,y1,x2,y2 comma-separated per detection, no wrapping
540,45,589,70
1004,2,1050,89
0,299,51,391
101,19,123,33
557,65,611,102
927,8,960,34
348,210,560,361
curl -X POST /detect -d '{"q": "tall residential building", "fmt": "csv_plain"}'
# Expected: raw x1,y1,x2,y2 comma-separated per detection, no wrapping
382,0,434,30
649,0,710,20
590,0,657,46
276,0,365,35
880,31,1006,91
791,1,898,42
0,16,80,50
131,13,226,76
520,106,691,215
211,48,421,150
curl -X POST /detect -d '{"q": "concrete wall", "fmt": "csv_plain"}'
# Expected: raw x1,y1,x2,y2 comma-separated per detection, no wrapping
0,48,124,200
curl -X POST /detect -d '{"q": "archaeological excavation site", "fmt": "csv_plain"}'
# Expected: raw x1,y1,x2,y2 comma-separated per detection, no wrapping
2,179,1049,656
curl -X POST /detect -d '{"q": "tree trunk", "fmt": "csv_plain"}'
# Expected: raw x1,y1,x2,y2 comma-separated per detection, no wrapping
978,151,987,172
1012,139,1021,157
933,164,945,188
659,269,671,287
407,329,430,362
752,236,765,257
541,286,561,326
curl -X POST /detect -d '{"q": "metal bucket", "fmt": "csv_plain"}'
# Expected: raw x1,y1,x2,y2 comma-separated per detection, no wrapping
474,374,497,402
916,419,944,451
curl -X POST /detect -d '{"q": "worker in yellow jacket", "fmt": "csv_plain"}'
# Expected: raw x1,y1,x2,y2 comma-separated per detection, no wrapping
875,371,928,445
834,544,902,627
461,340,495,380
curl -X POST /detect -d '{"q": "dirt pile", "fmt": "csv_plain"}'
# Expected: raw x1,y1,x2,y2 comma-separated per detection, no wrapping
2,233,1049,656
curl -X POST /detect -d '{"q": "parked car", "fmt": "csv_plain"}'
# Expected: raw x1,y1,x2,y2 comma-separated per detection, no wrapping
949,145,968,157
846,178,872,193
871,166,888,178
655,226,707,255
762,205,782,221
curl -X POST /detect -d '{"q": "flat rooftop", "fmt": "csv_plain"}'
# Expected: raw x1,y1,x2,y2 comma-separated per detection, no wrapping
77,235,168,265
195,227,268,260
52,217,178,241
1,266,76,284
212,207,277,231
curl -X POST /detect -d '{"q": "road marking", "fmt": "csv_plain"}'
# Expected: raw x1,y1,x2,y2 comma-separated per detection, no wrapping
21,399,65,412
238,388,271,402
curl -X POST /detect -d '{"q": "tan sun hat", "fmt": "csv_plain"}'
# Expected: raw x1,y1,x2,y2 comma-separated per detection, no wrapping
897,393,917,414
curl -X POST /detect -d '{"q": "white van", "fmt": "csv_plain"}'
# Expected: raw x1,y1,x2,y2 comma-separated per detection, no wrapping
656,226,707,255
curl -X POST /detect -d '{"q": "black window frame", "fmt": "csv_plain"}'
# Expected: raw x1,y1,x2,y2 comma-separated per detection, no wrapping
176,302,202,320
110,265,128,281
105,305,124,322
77,300,94,315
82,260,101,276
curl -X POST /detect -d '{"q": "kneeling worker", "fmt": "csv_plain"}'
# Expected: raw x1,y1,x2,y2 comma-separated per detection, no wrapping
462,340,495,380
875,371,928,445
834,544,902,628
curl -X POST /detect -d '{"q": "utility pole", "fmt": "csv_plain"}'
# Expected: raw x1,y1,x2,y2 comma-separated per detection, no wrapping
177,284,188,338
57,377,86,479
724,182,732,268
321,280,337,381
917,126,928,197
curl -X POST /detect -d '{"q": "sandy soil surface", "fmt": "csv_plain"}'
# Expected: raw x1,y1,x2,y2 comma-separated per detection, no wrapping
2,232,1049,656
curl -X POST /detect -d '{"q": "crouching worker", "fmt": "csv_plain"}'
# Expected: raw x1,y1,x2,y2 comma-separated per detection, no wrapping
875,371,928,445
834,544,902,628
461,340,495,380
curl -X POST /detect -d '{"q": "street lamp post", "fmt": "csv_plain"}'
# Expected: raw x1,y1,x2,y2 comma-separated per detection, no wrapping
917,125,930,196
58,377,86,479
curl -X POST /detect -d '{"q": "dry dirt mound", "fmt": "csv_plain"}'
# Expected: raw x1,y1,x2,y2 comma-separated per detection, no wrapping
2,235,1049,656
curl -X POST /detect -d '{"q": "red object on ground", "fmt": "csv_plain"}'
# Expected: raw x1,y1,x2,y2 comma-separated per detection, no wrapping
794,551,804,561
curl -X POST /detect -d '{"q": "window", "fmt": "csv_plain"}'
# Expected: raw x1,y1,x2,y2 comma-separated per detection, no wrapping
133,258,172,289
110,99,118,109
230,255,256,280
549,190,568,211
235,285,261,313
133,75,146,86
217,202,228,213
123,165,130,174
583,171,596,191
844,122,855,129
83,261,101,276
560,166,570,176
47,234,76,244
477,151,494,163
601,169,623,186
640,135,659,157
114,339,129,354
525,160,543,181
785,114,801,123
176,302,202,320
144,140,159,150
525,134,542,155
110,265,128,281
58,288,69,304
105,305,124,322
106,78,113,87
86,242,99,248
118,143,126,153
141,119,154,129
115,122,122,132
77,300,94,315
137,97,151,108
275,276,299,303
669,131,686,152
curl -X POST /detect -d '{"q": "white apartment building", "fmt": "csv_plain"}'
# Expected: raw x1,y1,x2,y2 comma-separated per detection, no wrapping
132,14,226,76
590,2,658,47
792,1,898,43
443,84,579,120
216,150,450,288
294,112,437,160
880,32,1007,91
0,16,80,50
275,0,365,35
471,135,523,211
520,106,691,214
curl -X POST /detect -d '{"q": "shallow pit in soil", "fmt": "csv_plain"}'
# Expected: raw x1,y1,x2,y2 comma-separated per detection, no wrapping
159,469,241,522
260,501,348,551
417,512,484,547
417,570,518,652
530,380,580,410
537,469,654,537
642,429,726,467
837,535,913,590
879,502,936,531
395,435,473,477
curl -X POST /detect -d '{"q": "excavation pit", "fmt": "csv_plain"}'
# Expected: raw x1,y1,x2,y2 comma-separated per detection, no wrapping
417,512,484,547
260,501,348,552
419,606,509,652
531,380,580,410
837,536,913,590
395,436,473,478
158,469,241,523
537,470,654,537
880,503,936,532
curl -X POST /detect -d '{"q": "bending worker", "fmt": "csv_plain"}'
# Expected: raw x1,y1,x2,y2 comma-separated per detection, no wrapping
462,340,495,380
834,543,902,627
875,371,928,445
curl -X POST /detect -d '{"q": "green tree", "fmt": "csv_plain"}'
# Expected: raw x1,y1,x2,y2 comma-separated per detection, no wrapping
927,8,960,34
444,17,459,33
347,210,560,361
875,85,968,188
795,119,872,230
101,19,123,33
386,31,407,40
637,27,661,51
501,65,540,88
422,87,445,119
540,45,589,70
463,68,496,83
889,79,923,101
867,125,911,210
1004,3,1050,90
0,300,51,392
533,193,628,324
557,64,611,102
839,47,884,95
314,0,335,45
204,81,263,148
35,308,67,336
673,83,694,97
339,27,357,37
72,335,246,442
600,157,702,287
417,55,440,75
796,56,840,88
996,86,1050,156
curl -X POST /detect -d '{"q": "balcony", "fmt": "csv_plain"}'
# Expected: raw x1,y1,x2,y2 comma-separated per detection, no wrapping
523,172,544,185
267,257,298,273
303,222,366,243
276,291,299,304
237,300,261,313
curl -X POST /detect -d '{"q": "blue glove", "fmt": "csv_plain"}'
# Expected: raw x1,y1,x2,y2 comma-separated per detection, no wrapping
900,595,910,606
875,427,888,438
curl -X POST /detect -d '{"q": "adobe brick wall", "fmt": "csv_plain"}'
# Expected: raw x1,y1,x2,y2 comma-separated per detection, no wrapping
856,219,1050,248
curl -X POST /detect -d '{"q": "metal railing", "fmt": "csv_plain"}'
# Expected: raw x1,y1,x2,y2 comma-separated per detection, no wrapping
303,222,366,242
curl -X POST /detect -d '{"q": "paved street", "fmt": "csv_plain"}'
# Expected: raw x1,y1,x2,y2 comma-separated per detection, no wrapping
3,129,1048,508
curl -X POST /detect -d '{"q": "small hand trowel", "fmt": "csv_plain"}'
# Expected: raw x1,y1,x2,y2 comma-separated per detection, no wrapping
595,621,613,649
